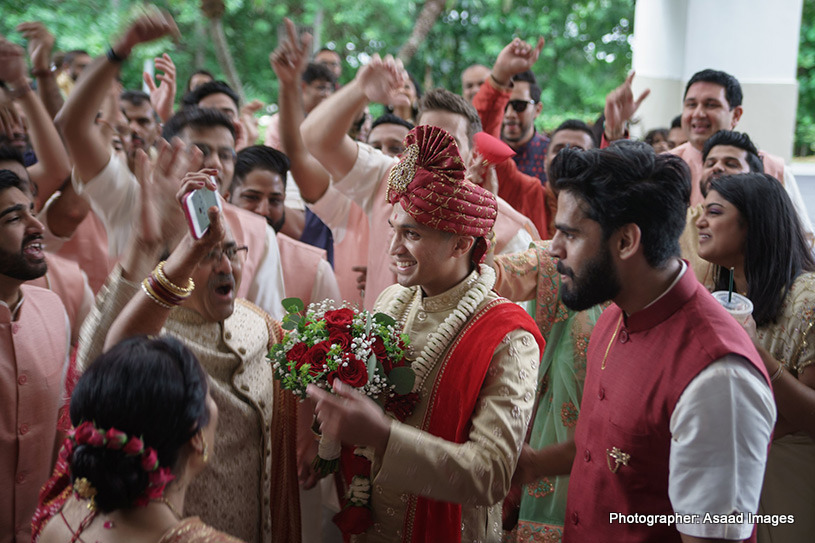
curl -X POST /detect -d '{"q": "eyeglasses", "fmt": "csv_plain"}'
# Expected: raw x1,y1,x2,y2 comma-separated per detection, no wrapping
506,99,536,113
200,244,248,266
193,143,237,164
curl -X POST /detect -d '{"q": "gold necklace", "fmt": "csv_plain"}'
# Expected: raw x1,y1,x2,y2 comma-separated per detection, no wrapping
601,314,624,370
160,497,183,520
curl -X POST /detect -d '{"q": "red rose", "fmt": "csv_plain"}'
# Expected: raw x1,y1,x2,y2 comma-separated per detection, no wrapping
326,370,338,386
336,354,368,388
385,393,419,422
141,448,159,471
122,436,144,456
105,428,128,450
333,505,373,535
303,341,333,375
371,336,392,372
75,422,105,447
324,308,355,328
329,328,352,351
286,343,309,365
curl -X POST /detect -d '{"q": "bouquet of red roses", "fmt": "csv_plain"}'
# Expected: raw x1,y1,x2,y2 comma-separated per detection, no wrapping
268,298,417,474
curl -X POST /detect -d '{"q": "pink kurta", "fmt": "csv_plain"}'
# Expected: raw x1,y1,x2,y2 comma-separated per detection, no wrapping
0,286,68,543
54,211,112,294
28,253,92,345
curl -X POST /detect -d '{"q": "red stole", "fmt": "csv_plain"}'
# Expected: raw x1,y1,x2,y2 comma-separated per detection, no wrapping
406,299,545,543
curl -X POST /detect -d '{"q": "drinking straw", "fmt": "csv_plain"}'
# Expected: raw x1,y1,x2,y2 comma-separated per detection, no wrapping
728,267,735,303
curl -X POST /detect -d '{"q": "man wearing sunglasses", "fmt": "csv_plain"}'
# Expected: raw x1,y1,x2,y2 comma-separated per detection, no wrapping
501,70,549,183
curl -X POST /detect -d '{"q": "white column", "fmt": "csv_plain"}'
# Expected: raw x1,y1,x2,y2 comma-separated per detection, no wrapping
631,0,802,162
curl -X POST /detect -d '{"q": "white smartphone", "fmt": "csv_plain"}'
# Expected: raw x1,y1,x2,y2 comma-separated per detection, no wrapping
182,184,222,239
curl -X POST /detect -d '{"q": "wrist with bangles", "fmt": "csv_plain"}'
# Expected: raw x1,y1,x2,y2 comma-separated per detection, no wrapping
141,261,194,308
770,363,785,383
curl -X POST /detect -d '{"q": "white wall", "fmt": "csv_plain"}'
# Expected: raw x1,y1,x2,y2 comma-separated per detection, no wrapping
631,0,803,161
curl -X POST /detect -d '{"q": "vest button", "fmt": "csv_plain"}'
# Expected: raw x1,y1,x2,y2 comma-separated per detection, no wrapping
619,329,629,343
225,331,232,339
16,473,25,484
598,388,605,400
17,374,27,385
584,449,591,462
19,424,29,435
572,511,579,525
12,323,19,334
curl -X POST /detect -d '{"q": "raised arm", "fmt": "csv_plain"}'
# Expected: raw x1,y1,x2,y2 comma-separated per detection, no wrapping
143,52,176,123
0,36,70,209
602,72,650,142
105,156,219,349
55,7,178,183
16,22,63,119
301,54,408,181
270,18,332,203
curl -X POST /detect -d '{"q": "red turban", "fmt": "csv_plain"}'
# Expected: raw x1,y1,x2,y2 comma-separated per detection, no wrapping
386,126,498,249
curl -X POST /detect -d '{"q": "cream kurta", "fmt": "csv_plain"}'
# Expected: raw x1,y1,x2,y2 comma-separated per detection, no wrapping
76,268,278,543
755,272,815,543
358,271,539,542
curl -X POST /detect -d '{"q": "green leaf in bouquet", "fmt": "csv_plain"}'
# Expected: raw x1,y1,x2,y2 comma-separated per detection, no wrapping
364,313,372,337
281,319,298,331
373,312,396,327
388,366,415,395
367,352,378,381
282,297,305,314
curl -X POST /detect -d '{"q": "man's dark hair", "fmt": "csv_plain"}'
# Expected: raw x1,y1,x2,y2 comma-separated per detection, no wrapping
512,70,542,104
70,336,210,513
0,145,26,168
371,113,414,132
316,47,340,59
181,80,240,110
232,145,291,194
302,63,337,86
418,88,482,146
644,128,669,147
551,119,596,147
684,69,743,108
702,130,764,174
120,90,151,107
63,49,89,65
709,173,815,326
0,169,28,194
670,115,682,129
552,140,691,267
186,69,215,92
162,107,236,141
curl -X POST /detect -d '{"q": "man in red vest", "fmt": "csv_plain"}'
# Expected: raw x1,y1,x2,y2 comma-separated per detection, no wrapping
513,141,776,542
307,125,544,543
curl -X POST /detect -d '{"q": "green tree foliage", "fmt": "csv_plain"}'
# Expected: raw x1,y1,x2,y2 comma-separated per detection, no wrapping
796,0,815,155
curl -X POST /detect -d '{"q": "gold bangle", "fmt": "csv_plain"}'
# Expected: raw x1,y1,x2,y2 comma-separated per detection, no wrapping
770,363,785,383
154,261,194,297
141,280,174,309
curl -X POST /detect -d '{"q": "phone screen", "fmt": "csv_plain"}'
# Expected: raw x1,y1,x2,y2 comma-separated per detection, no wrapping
183,187,221,239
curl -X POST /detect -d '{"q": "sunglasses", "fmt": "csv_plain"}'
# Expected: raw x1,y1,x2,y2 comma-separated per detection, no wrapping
506,99,536,113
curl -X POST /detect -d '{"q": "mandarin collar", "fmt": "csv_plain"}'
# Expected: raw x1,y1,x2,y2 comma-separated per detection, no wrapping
420,269,480,313
623,260,696,333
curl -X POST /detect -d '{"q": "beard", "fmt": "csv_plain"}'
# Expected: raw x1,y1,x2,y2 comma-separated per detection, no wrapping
0,238,47,281
557,245,621,311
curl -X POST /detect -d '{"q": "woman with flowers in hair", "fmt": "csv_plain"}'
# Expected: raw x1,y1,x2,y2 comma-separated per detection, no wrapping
34,335,242,543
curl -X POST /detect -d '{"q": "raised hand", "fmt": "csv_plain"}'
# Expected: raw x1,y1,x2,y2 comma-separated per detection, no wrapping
354,54,410,107
270,17,312,86
238,99,263,150
113,6,179,59
603,71,650,141
0,37,29,88
16,22,55,73
143,53,177,123
492,37,545,84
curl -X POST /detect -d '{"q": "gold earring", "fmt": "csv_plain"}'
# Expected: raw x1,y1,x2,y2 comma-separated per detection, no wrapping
201,432,209,463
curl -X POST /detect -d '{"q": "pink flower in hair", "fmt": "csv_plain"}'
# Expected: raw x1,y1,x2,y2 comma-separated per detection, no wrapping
122,436,144,455
74,421,105,447
105,428,128,450
141,448,159,472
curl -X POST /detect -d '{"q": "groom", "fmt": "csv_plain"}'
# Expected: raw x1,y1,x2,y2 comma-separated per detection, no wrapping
308,125,544,542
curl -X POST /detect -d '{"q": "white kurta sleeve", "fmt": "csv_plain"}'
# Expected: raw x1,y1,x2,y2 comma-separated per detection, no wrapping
70,152,139,256
372,328,539,506
332,143,396,216
669,355,776,539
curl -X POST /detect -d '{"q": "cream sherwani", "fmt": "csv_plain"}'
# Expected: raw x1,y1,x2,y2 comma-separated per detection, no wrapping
76,268,280,543
356,271,539,542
